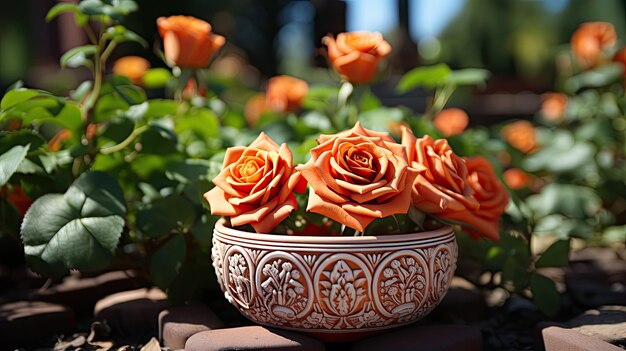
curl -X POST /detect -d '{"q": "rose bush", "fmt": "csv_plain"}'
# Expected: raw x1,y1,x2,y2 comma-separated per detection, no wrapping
1,0,558,314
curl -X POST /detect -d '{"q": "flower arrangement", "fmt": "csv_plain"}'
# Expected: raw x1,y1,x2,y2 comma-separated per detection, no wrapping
206,122,509,239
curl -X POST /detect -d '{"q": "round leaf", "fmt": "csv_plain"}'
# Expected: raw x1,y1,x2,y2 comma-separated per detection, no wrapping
21,172,126,276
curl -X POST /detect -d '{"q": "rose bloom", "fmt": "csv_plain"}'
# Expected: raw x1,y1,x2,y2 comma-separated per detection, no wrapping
613,47,626,78
157,16,225,68
205,133,304,233
501,120,537,154
459,157,510,240
401,128,479,220
297,122,418,232
323,32,392,84
266,75,309,113
433,108,469,137
244,93,269,127
503,168,530,190
571,22,616,68
541,93,567,122
112,56,150,85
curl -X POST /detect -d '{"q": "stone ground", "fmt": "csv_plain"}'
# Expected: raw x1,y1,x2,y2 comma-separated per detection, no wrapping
0,247,624,351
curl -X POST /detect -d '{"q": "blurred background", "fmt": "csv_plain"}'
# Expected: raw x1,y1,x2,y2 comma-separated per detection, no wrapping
1,0,626,123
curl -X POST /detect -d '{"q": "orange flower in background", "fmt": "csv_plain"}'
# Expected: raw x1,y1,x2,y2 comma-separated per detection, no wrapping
157,16,225,68
433,108,469,137
297,122,418,232
182,78,207,99
503,168,530,190
401,128,479,220
244,93,269,127
323,31,392,84
612,47,626,78
571,22,616,68
205,133,304,233
266,75,309,113
112,56,150,85
48,129,72,152
458,157,510,240
1,185,32,217
540,93,567,122
501,120,537,154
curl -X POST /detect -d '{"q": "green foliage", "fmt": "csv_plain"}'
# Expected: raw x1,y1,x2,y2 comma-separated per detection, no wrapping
530,273,561,316
535,240,569,268
396,64,490,93
60,45,97,68
21,172,126,276
0,145,29,187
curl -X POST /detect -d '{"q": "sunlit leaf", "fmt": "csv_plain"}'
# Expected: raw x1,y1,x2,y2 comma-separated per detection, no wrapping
397,63,451,92
0,144,30,187
21,172,126,276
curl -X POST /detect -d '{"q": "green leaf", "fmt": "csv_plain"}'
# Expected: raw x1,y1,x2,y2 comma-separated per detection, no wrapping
526,184,602,219
70,81,93,101
564,63,623,93
530,273,561,316
535,239,569,268
358,107,404,133
140,122,178,154
46,3,77,22
21,171,126,276
77,0,137,20
175,108,220,139
1,89,40,111
150,235,186,289
165,159,211,184
145,99,180,119
0,130,45,155
105,25,147,47
46,3,88,26
142,68,172,89
397,64,451,92
61,45,97,68
448,68,490,86
136,194,196,238
0,144,30,187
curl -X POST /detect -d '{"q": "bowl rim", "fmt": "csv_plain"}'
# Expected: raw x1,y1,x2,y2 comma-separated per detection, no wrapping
214,217,454,245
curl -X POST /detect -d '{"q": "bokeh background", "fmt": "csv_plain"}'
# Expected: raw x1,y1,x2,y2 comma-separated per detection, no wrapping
2,0,626,125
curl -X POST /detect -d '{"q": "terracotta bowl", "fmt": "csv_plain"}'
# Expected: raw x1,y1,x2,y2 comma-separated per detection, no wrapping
211,218,457,341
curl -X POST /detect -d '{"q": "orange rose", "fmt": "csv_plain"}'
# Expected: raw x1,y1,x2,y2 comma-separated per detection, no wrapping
501,120,537,154
503,168,530,190
244,93,269,127
297,122,418,232
266,75,309,113
205,133,304,233
401,128,479,219
323,32,392,84
458,157,510,240
112,56,150,85
433,108,469,137
571,22,616,68
540,93,567,122
157,16,225,69
613,47,626,78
